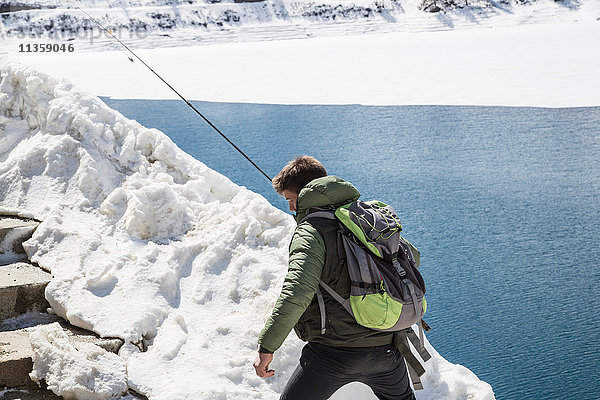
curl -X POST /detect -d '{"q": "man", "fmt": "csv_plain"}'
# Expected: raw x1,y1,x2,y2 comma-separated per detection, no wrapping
253,156,415,400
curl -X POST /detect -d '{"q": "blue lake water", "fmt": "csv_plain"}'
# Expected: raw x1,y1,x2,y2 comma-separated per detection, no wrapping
101,98,600,400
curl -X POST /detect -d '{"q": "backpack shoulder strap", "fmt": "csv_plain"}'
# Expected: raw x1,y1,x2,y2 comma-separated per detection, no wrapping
300,208,353,334
299,210,336,224
319,280,352,315
314,280,353,336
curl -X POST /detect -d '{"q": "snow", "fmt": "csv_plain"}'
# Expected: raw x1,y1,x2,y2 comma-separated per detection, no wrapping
2,0,600,107
0,61,495,399
29,322,128,400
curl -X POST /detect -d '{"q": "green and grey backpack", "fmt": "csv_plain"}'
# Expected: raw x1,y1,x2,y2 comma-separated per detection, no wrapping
302,200,431,387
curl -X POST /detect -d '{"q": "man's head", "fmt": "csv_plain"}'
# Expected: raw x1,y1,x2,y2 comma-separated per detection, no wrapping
273,156,327,212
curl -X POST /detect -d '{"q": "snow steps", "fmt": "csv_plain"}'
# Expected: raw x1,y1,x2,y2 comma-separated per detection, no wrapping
0,263,50,321
0,314,124,391
0,217,38,265
0,216,124,399
0,217,49,322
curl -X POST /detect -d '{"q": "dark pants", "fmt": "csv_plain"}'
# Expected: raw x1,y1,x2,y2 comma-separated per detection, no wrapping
280,342,416,400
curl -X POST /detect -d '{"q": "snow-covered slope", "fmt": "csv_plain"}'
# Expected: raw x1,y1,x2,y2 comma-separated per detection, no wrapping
0,61,495,399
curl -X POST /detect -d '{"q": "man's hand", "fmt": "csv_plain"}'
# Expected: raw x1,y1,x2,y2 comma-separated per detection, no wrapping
253,352,275,378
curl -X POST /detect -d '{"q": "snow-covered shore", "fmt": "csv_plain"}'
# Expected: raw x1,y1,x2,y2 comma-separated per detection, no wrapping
0,61,495,399
3,0,600,107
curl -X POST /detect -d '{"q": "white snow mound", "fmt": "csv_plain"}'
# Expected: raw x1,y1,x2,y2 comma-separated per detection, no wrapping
29,322,128,400
0,61,494,399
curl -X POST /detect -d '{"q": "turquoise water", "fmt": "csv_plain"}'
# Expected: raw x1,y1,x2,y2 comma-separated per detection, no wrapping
101,98,600,400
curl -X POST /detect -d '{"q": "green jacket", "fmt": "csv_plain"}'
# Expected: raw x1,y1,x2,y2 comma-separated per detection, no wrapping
258,176,393,352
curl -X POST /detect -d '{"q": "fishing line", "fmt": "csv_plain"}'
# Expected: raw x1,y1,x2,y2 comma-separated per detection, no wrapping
70,2,273,182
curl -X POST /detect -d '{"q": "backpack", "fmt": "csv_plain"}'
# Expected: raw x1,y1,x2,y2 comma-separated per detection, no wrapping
302,200,431,389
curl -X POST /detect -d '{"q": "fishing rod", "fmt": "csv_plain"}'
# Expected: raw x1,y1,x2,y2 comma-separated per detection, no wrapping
70,2,273,183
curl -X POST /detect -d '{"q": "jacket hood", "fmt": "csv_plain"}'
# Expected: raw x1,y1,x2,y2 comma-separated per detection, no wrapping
295,175,360,223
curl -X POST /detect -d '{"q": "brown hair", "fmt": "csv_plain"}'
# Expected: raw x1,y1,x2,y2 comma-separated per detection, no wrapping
272,156,327,195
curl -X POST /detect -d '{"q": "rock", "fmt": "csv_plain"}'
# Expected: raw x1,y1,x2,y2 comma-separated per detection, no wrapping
0,263,51,321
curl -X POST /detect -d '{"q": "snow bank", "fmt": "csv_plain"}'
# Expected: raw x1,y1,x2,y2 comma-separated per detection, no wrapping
29,322,128,400
0,61,494,399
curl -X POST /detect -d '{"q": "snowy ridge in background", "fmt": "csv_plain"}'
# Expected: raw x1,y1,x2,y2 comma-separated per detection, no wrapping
0,61,495,399
0,0,596,51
